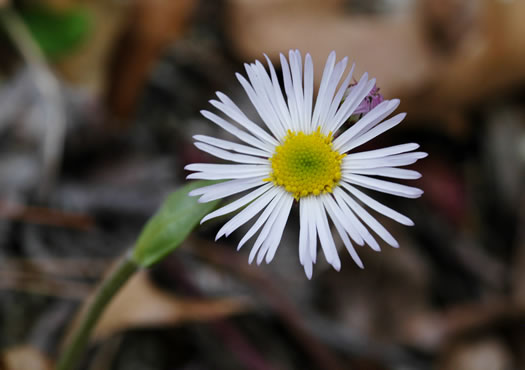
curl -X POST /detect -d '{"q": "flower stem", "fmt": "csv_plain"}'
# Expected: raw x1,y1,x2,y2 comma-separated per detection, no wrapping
55,254,139,370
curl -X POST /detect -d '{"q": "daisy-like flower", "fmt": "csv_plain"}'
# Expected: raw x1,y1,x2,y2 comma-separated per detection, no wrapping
185,50,426,278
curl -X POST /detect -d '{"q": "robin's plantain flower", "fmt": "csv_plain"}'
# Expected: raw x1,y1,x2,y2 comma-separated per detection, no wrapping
185,50,426,278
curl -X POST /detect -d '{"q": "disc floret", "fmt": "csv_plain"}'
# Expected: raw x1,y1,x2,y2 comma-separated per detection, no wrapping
266,128,345,199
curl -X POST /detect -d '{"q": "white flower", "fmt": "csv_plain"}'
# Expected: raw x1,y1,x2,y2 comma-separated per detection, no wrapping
185,50,427,279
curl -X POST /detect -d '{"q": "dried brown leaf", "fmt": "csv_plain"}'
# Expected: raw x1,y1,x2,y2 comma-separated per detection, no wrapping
88,270,249,341
228,0,525,126
104,0,197,120
438,337,514,370
1,346,51,370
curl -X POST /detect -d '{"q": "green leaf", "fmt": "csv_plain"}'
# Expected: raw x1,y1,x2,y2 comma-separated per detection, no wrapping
132,181,221,268
19,5,92,60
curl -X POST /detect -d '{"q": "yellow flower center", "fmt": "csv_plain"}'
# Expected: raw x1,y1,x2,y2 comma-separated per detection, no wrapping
266,128,345,199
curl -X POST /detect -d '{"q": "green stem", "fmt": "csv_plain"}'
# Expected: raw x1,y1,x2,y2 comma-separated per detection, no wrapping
55,254,139,370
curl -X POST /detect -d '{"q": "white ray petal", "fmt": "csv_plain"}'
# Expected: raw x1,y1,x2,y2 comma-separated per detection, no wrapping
214,91,280,145
189,177,265,202
311,51,336,133
265,194,294,263
333,187,381,251
342,152,428,170
338,112,406,153
194,135,270,157
347,167,422,180
185,163,270,180
194,143,269,165
249,193,288,264
280,53,300,132
324,63,355,128
309,196,337,265
187,172,267,180
256,238,272,265
327,74,376,134
263,54,293,129
322,193,364,246
343,143,419,160
303,53,314,132
314,198,341,270
305,197,318,263
298,200,314,278
185,163,270,173
246,63,289,139
333,99,400,151
317,58,347,133
299,197,308,265
289,50,305,133
200,182,273,224
237,70,284,140
201,110,273,152
343,173,424,198
215,186,281,240
342,183,414,226
303,257,313,279
340,188,399,248
237,188,286,250
321,195,364,268
252,60,288,137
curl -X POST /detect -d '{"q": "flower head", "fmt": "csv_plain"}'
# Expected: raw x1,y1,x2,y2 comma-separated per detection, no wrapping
185,50,426,278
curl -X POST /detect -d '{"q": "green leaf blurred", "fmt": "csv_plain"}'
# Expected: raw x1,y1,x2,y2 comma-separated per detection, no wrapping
19,4,92,60
132,181,221,268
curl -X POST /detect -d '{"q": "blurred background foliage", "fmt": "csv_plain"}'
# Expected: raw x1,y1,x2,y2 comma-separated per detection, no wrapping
0,0,525,369
19,3,91,60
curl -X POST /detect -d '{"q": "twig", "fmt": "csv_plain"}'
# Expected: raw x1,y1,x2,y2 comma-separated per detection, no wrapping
0,269,94,299
0,198,95,230
0,257,111,279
